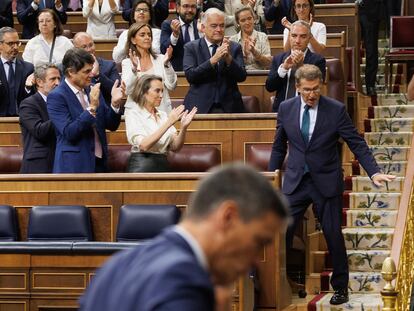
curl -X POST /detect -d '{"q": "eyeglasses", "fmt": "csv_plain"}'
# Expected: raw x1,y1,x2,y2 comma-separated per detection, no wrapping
181,4,197,9
135,8,150,13
301,87,320,94
294,3,310,9
0,41,21,47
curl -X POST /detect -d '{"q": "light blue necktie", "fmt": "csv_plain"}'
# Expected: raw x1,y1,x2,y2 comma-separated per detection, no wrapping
39,0,46,9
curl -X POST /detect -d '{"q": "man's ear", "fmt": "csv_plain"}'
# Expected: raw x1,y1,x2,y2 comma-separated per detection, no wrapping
216,200,240,231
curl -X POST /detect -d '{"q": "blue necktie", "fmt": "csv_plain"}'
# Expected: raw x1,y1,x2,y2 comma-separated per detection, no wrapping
183,24,191,44
301,105,310,173
211,43,218,56
6,61,16,116
39,0,46,9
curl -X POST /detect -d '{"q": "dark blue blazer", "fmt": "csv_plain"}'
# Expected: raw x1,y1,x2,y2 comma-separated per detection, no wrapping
47,80,121,173
268,96,380,197
266,50,326,112
16,0,68,39
0,58,34,116
183,38,247,113
19,92,55,173
121,0,168,27
94,57,120,105
79,229,215,311
263,0,291,34
160,19,200,71
0,0,13,28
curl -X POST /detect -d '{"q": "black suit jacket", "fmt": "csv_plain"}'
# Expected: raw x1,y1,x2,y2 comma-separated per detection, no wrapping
0,58,34,116
94,57,120,105
160,19,200,71
19,92,56,173
183,38,247,113
16,0,68,39
0,0,13,28
266,50,326,112
268,95,380,197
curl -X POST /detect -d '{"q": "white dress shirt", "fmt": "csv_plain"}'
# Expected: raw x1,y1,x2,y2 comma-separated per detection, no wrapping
169,17,196,45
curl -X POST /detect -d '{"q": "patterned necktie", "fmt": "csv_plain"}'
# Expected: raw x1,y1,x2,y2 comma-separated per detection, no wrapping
6,61,16,116
183,23,191,44
78,90,103,158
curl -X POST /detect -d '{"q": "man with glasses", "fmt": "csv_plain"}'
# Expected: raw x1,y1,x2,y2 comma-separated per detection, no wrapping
268,64,395,305
160,0,200,71
0,27,34,116
73,32,120,105
183,8,246,113
266,20,325,112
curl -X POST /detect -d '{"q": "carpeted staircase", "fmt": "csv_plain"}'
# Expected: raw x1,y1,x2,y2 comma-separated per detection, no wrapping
307,93,413,310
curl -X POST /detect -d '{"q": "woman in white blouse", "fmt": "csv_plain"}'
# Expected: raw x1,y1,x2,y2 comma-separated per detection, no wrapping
122,22,176,113
83,0,119,39
125,74,197,172
282,0,326,54
22,9,73,66
113,0,161,63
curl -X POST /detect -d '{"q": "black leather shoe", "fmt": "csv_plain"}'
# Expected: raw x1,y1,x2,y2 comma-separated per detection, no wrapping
366,86,377,96
330,288,349,305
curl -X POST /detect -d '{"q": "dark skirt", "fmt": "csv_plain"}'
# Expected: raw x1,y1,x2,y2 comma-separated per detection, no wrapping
127,152,170,172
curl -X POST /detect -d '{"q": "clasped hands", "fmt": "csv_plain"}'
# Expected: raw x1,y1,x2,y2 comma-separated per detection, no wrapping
282,49,304,70
210,38,232,66
88,79,126,116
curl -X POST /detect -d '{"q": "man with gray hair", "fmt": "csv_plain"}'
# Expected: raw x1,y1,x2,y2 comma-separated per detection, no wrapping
183,8,247,113
266,20,325,112
19,63,60,173
80,163,289,311
0,27,34,116
268,64,395,305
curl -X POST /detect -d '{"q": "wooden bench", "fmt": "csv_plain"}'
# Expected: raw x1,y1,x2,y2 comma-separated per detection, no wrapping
0,171,289,311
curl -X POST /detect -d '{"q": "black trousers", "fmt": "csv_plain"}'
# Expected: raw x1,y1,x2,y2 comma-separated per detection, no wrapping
285,173,349,290
127,152,170,172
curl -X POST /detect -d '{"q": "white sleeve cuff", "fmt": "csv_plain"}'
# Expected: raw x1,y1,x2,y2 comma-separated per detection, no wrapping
277,64,288,78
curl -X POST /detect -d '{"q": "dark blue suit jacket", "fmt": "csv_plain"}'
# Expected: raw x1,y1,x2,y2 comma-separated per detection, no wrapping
16,0,68,39
0,0,13,28
121,0,169,27
47,80,121,173
268,96,380,197
94,57,120,105
0,58,34,116
160,19,200,71
79,229,215,311
183,38,247,113
266,50,326,112
19,92,55,173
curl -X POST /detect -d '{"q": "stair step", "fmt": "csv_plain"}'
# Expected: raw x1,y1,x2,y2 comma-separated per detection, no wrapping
370,146,410,161
361,73,405,85
365,132,413,146
351,176,404,193
348,192,400,210
375,93,414,106
368,118,414,133
343,228,393,250
309,251,329,273
371,105,414,118
311,293,383,309
359,161,407,176
346,209,397,228
347,250,390,272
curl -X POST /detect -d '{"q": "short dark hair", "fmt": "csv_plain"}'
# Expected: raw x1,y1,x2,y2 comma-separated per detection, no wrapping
295,64,323,84
62,48,95,76
290,0,315,22
36,9,64,36
186,163,289,222
130,0,155,27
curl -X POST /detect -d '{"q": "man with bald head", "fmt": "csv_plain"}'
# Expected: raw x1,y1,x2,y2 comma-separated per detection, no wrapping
73,32,120,105
183,8,247,113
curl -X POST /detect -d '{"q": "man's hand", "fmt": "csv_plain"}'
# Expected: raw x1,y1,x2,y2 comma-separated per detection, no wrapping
171,19,181,38
372,174,396,187
222,38,232,65
55,0,62,8
290,49,304,66
215,285,233,311
25,73,35,88
33,0,41,5
89,83,101,110
210,44,227,65
91,55,100,78
111,80,126,109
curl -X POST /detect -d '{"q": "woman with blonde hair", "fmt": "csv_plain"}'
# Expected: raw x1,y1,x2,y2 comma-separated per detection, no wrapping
121,22,176,113
125,74,197,172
